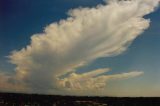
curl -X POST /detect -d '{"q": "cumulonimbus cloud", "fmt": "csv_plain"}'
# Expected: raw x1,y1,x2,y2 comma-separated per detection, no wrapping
0,0,159,95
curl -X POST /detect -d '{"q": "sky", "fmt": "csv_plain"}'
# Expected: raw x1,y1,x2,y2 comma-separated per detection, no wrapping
0,0,160,97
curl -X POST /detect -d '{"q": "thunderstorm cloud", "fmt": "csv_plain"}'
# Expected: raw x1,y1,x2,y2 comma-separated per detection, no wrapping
0,0,159,95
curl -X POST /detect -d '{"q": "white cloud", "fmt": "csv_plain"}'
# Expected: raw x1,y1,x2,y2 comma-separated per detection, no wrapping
0,0,159,95
59,69,143,91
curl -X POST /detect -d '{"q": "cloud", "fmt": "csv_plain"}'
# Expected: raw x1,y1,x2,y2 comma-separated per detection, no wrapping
0,0,159,95
59,69,143,91
0,73,28,92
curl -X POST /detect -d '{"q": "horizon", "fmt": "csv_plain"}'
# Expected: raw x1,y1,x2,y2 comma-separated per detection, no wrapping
1,92,160,97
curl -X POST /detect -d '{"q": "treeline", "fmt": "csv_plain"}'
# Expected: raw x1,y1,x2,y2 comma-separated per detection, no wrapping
0,92,160,106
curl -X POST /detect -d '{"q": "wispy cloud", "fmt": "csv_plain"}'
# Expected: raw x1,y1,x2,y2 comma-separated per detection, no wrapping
59,68,143,91
0,0,159,95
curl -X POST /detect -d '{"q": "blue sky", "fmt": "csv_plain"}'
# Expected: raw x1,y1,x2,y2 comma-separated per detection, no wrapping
0,0,160,96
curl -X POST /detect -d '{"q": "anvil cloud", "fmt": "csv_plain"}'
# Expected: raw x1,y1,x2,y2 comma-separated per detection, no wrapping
0,0,159,95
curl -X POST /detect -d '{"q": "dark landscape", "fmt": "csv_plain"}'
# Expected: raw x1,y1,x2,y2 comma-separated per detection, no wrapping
0,92,160,106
